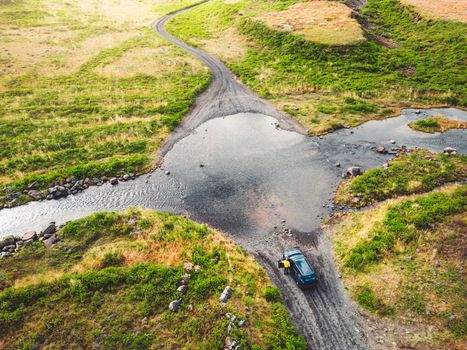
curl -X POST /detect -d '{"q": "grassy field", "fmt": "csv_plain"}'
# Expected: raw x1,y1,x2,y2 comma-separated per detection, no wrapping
0,0,210,207
408,115,467,133
0,210,305,349
331,185,467,349
167,0,467,135
401,0,467,22
336,149,467,207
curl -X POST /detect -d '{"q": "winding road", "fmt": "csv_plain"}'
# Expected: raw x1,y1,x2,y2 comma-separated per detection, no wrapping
1,2,466,349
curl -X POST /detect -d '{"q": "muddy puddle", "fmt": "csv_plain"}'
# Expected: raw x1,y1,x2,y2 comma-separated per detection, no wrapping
0,108,465,238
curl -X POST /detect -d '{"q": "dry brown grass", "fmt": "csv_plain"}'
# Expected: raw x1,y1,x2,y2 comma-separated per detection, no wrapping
409,115,467,133
253,1,365,45
401,0,467,22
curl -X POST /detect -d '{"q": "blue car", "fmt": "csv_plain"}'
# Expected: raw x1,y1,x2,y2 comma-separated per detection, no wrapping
281,248,318,288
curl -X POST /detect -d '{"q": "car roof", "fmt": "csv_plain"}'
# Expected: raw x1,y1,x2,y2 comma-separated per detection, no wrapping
284,247,303,258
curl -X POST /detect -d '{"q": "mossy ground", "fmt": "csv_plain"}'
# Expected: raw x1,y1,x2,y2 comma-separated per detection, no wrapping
167,0,466,135
0,0,210,207
0,210,305,349
408,115,467,133
331,185,466,349
336,149,467,207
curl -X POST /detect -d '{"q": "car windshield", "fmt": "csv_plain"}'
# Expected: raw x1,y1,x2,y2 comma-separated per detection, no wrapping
294,257,314,276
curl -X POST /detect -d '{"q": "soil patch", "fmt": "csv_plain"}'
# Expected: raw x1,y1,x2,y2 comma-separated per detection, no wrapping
253,1,365,45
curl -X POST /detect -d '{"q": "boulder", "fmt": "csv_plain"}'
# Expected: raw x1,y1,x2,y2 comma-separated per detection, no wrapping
219,286,234,303
0,235,16,249
169,299,182,312
44,234,58,248
27,181,40,190
177,285,188,294
42,222,56,236
22,231,37,242
376,146,387,154
28,190,43,200
346,166,362,177
443,147,457,155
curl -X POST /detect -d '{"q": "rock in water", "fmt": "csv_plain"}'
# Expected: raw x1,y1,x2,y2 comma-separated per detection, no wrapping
219,286,234,303
443,147,457,155
376,146,387,154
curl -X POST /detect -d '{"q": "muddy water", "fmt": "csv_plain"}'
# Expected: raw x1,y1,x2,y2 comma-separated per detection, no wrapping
0,107,465,238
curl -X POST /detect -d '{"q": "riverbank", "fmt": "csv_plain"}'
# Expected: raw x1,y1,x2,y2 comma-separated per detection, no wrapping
0,209,305,349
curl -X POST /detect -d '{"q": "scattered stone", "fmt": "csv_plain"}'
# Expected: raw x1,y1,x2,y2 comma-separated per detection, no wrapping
346,166,362,177
415,109,421,114
433,259,440,267
177,285,188,294
238,319,246,327
199,164,205,167
44,234,58,248
165,171,171,175
21,231,37,241
351,197,360,205
0,235,16,249
28,190,43,200
122,174,130,181
184,262,193,271
334,162,341,167
389,139,396,144
376,146,387,154
169,299,182,312
194,265,201,273
443,147,457,155
110,177,118,185
219,286,234,303
448,315,456,321
141,317,148,325
187,304,194,312
42,222,56,236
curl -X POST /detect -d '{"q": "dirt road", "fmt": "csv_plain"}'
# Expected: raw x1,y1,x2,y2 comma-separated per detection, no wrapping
152,3,372,349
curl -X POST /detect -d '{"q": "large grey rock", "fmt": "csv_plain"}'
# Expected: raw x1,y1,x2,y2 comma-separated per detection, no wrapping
346,166,362,177
0,235,16,249
44,234,58,248
443,147,457,155
169,299,182,312
376,146,387,154
177,285,188,294
219,286,234,303
27,190,43,200
42,222,56,236
22,231,37,241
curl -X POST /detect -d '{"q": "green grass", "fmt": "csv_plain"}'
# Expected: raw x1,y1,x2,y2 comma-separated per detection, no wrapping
0,210,305,349
408,115,467,133
0,0,211,207
336,149,467,207
331,185,467,347
344,186,466,271
167,0,466,134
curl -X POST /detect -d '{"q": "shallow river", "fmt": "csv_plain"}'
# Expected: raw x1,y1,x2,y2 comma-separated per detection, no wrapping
0,107,465,238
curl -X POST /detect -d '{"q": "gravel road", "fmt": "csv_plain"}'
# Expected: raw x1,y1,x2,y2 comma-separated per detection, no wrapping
152,3,372,349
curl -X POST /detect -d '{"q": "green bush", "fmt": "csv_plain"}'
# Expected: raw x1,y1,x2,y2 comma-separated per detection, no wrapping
264,286,281,302
355,284,394,316
101,252,125,268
